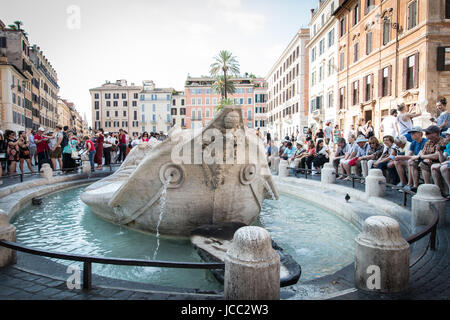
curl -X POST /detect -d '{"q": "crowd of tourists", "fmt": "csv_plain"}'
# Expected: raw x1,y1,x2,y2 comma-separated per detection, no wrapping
265,98,450,200
0,126,168,184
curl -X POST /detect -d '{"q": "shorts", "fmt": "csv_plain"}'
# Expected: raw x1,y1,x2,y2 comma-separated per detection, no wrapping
51,146,62,158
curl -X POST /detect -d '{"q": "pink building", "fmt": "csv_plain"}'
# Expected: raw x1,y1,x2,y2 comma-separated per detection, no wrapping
185,76,266,130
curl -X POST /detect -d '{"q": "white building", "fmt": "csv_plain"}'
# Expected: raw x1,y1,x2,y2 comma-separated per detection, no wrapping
266,28,310,142
140,80,173,134
307,0,339,130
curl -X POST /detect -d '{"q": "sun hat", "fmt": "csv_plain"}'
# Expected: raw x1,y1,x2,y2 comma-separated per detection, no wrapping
355,136,368,143
38,127,45,132
408,126,423,133
424,125,441,134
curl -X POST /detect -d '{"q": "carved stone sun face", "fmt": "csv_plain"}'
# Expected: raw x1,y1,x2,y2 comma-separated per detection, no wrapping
224,111,240,129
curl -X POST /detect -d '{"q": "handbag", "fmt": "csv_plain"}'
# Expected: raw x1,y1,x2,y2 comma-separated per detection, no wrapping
71,149,80,160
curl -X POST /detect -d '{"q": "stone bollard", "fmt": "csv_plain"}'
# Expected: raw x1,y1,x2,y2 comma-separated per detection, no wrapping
278,159,289,177
40,163,53,180
412,184,446,227
365,169,386,198
0,210,17,267
82,161,91,176
224,226,280,300
321,162,336,185
355,216,409,293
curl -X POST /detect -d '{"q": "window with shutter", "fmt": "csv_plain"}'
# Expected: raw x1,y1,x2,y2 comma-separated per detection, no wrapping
383,19,391,45
408,0,417,30
0,37,6,48
366,32,372,55
406,55,416,90
446,0,450,19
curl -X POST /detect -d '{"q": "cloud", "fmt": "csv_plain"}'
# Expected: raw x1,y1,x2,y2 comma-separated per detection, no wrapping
208,0,242,10
222,11,266,33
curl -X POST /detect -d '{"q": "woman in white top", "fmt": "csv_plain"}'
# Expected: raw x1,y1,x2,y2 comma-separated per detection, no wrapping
396,103,421,142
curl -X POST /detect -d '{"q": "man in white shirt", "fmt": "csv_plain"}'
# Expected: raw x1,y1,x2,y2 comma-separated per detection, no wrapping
103,132,112,166
380,109,398,138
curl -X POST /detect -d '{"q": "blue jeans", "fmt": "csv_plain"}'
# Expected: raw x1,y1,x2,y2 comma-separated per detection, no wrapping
375,161,399,184
89,150,95,169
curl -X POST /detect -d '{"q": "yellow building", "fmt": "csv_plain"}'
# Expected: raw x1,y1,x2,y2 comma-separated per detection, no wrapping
57,98,72,128
0,56,27,132
334,0,450,137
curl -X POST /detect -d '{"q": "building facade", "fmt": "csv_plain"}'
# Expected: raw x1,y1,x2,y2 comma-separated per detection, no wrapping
171,91,186,128
0,20,60,132
29,45,59,131
253,78,268,137
334,0,450,137
89,79,142,136
140,80,173,134
57,98,72,128
266,28,310,142
0,56,28,132
307,0,339,130
185,76,257,130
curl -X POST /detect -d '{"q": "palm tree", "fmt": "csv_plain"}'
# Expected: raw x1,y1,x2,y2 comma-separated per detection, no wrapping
210,50,240,100
211,75,236,99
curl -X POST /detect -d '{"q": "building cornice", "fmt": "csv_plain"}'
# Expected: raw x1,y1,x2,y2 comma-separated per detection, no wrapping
265,29,310,79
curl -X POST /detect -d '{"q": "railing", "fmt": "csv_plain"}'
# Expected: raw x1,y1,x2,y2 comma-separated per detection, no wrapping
406,203,439,251
288,166,416,206
0,240,224,290
0,163,122,186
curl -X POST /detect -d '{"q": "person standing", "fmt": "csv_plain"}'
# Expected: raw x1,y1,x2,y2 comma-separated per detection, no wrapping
118,129,127,163
6,130,19,175
62,133,78,172
94,129,104,170
28,129,37,166
266,131,271,144
34,127,50,172
324,122,333,146
396,103,421,142
50,125,64,171
381,109,398,138
17,131,34,174
332,125,342,152
103,132,112,166
84,136,96,172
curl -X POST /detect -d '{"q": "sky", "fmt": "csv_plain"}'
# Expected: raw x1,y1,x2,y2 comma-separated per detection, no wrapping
2,0,317,125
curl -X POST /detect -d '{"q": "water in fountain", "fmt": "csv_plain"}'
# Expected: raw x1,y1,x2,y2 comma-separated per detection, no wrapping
112,206,125,235
258,175,276,200
152,178,171,259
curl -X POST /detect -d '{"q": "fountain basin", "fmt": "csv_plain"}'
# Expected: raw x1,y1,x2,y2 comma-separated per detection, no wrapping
11,185,359,290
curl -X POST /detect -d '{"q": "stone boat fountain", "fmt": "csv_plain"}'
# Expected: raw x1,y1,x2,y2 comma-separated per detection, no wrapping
81,106,280,236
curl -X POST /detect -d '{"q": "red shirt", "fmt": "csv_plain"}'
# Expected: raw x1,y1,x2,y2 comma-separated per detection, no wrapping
34,134,50,154
85,140,95,152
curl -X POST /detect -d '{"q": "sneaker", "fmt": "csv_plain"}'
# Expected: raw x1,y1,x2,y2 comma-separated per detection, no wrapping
396,182,405,188
402,185,412,192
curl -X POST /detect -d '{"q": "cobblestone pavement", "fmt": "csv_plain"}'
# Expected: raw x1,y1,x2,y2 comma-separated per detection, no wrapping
1,170,449,300
0,266,221,300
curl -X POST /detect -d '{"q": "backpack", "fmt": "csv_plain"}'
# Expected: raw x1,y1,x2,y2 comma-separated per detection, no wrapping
61,132,69,149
